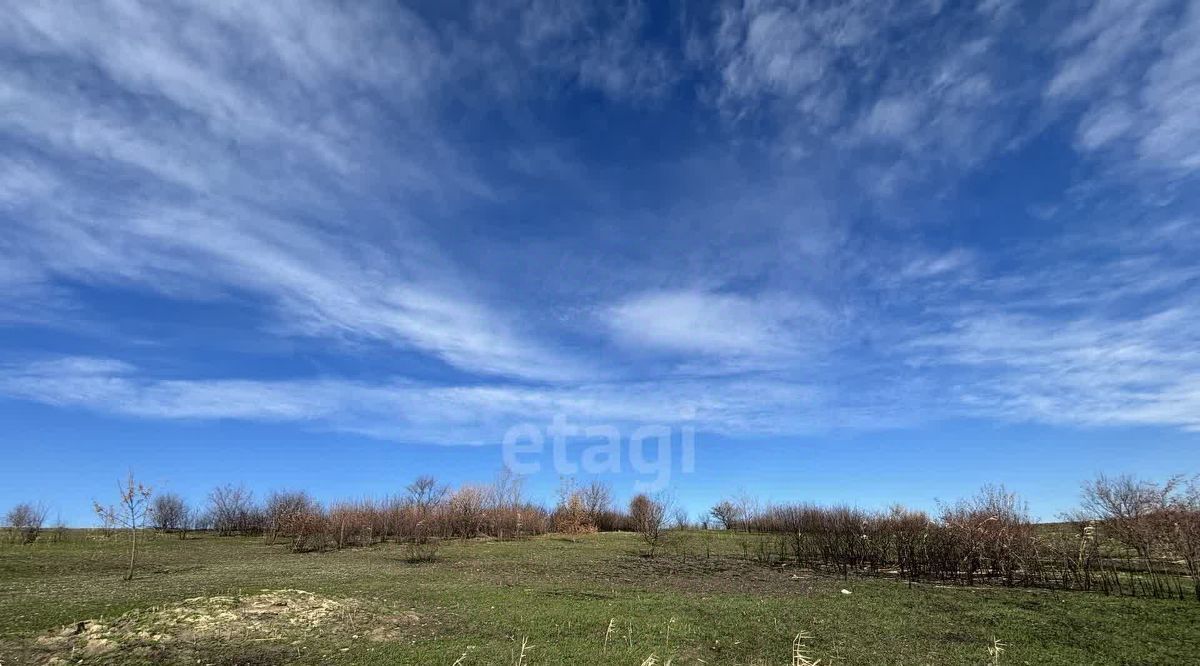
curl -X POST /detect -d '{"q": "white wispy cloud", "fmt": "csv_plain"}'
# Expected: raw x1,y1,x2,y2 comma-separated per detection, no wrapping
1137,1,1200,171
712,0,880,125
1045,0,1170,100
0,0,593,382
1046,0,1200,175
464,0,676,103
606,289,829,362
707,1,1023,180
0,0,1197,443
0,355,885,442
900,219,1200,431
917,309,1200,431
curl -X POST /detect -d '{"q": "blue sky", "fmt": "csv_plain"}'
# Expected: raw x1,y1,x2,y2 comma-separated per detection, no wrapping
1,0,1198,524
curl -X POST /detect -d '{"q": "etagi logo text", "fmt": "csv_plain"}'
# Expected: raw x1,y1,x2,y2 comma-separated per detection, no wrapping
501,414,696,492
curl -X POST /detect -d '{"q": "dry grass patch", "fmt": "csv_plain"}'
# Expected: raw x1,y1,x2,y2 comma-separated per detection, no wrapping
26,589,420,664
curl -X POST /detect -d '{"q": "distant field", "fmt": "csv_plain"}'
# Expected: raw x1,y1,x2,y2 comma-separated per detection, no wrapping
1,531,1197,665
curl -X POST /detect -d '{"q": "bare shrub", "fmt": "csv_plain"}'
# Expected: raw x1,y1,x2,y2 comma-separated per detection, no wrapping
288,507,330,552
380,473,552,543
207,484,262,536
709,499,742,531
580,480,622,530
265,490,327,551
630,492,670,557
740,486,1042,587
485,469,535,539
1078,474,1176,558
150,493,190,538
735,492,760,532
884,505,933,581
444,485,488,538
939,485,1035,586
1166,478,1200,600
265,490,311,543
407,475,446,514
328,500,375,548
50,515,68,542
5,501,48,544
1075,473,1197,598
96,504,117,537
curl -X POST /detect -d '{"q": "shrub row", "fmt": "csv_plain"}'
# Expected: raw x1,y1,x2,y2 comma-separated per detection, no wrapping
710,476,1199,600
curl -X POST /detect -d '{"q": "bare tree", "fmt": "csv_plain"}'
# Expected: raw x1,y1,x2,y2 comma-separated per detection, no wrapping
407,475,446,514
1077,474,1175,561
445,485,488,538
150,493,190,538
94,473,152,581
489,468,525,509
265,490,319,546
709,499,742,530
939,484,1034,585
1166,476,1200,600
630,492,671,557
97,504,117,537
207,484,259,536
5,502,48,544
580,480,614,528
734,491,760,532
1076,473,1196,596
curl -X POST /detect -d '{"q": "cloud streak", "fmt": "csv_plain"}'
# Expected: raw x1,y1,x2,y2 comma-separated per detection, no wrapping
0,0,1197,443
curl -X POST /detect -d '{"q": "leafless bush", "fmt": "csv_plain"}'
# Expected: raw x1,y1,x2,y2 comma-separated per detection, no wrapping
207,484,263,536
265,490,311,543
1166,478,1200,600
329,500,376,548
1073,473,1199,599
719,478,1200,600
735,492,760,532
150,493,190,538
579,480,622,530
96,504,118,537
5,501,48,544
407,475,447,514
444,485,488,538
265,490,327,551
289,507,330,552
742,487,1040,586
485,469,536,538
938,485,1035,586
50,515,68,542
709,499,742,531
630,492,670,556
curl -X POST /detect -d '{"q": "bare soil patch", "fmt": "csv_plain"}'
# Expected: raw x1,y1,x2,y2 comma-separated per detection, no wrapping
22,589,421,665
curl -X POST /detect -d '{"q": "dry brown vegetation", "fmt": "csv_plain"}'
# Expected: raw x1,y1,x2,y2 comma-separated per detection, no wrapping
13,471,1198,603
717,475,1200,600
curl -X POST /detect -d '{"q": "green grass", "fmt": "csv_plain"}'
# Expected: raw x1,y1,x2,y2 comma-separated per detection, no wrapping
1,531,1197,664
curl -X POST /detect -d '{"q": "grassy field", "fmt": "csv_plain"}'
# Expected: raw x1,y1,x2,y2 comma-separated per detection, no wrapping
1,531,1197,665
